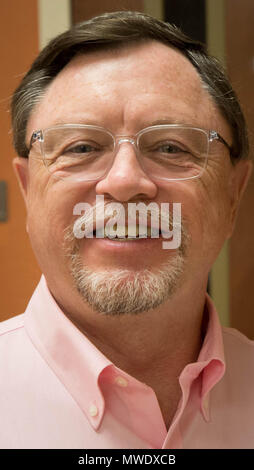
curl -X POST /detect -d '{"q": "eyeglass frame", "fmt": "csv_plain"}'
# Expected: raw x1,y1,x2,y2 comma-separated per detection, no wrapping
29,123,232,182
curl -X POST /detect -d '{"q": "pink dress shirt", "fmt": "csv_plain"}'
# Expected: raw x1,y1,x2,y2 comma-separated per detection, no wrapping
0,275,254,449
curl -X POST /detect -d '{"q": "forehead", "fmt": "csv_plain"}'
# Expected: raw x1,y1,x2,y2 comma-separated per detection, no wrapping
27,40,230,139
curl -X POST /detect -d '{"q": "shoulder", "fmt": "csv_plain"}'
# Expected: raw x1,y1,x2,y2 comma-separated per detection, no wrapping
0,314,28,369
222,326,254,379
0,313,25,339
222,326,254,351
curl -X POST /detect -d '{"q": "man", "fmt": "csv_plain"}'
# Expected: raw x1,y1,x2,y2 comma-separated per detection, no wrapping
1,11,253,449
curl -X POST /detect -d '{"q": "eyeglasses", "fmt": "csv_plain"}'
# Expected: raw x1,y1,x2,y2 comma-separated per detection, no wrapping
29,124,231,182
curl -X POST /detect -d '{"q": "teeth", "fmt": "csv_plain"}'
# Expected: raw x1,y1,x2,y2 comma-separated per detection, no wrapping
92,225,161,239
105,225,152,239
93,225,160,241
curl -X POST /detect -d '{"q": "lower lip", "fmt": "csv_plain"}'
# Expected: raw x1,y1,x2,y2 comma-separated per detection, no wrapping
85,235,167,251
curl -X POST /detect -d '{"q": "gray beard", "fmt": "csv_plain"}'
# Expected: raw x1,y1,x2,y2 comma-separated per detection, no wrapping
64,202,189,316
64,234,188,316
69,251,186,315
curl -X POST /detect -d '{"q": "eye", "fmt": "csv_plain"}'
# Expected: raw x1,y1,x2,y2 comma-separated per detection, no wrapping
156,142,187,154
64,142,99,154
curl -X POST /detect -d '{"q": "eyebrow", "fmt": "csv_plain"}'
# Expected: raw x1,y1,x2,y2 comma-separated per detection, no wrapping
38,116,196,131
146,117,195,127
41,117,99,128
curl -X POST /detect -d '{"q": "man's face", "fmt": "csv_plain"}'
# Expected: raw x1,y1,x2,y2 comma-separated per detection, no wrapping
14,41,250,315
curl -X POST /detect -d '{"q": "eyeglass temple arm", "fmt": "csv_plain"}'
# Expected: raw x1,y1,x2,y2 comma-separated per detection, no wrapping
210,130,233,155
28,130,42,153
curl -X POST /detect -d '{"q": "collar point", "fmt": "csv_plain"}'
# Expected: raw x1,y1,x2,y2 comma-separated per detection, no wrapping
88,413,104,431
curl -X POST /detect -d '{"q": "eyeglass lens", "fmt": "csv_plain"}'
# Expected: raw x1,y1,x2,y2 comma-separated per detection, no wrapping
41,126,209,181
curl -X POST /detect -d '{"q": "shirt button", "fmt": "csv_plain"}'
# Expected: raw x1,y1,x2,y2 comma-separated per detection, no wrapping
89,404,98,417
115,375,128,387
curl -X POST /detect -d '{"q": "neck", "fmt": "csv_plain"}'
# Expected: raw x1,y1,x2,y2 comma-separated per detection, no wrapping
59,279,207,383
51,276,208,429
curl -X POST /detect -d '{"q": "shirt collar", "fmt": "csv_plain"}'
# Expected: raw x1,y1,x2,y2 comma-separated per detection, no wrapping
24,276,225,429
24,275,112,430
198,294,226,420
177,294,226,422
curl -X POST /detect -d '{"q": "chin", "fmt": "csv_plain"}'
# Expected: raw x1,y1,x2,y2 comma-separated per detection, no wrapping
69,250,186,315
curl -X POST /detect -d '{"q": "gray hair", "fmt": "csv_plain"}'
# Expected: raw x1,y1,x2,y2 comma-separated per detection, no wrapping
11,10,249,161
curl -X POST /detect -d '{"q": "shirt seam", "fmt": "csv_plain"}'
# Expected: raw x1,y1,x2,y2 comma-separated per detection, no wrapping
0,324,25,338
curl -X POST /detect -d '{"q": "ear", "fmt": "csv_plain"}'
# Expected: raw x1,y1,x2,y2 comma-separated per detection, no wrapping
227,159,253,238
12,157,29,208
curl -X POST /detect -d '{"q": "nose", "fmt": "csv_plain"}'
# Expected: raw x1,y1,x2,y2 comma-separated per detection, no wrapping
95,140,157,202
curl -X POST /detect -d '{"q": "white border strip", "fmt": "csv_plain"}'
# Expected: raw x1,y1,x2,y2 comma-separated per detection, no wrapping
38,0,71,50
206,0,230,327
143,0,163,20
206,0,226,64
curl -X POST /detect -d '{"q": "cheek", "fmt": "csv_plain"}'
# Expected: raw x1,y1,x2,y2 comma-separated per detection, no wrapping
26,197,71,261
26,176,96,256
163,172,232,262
200,162,232,224
186,172,232,256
